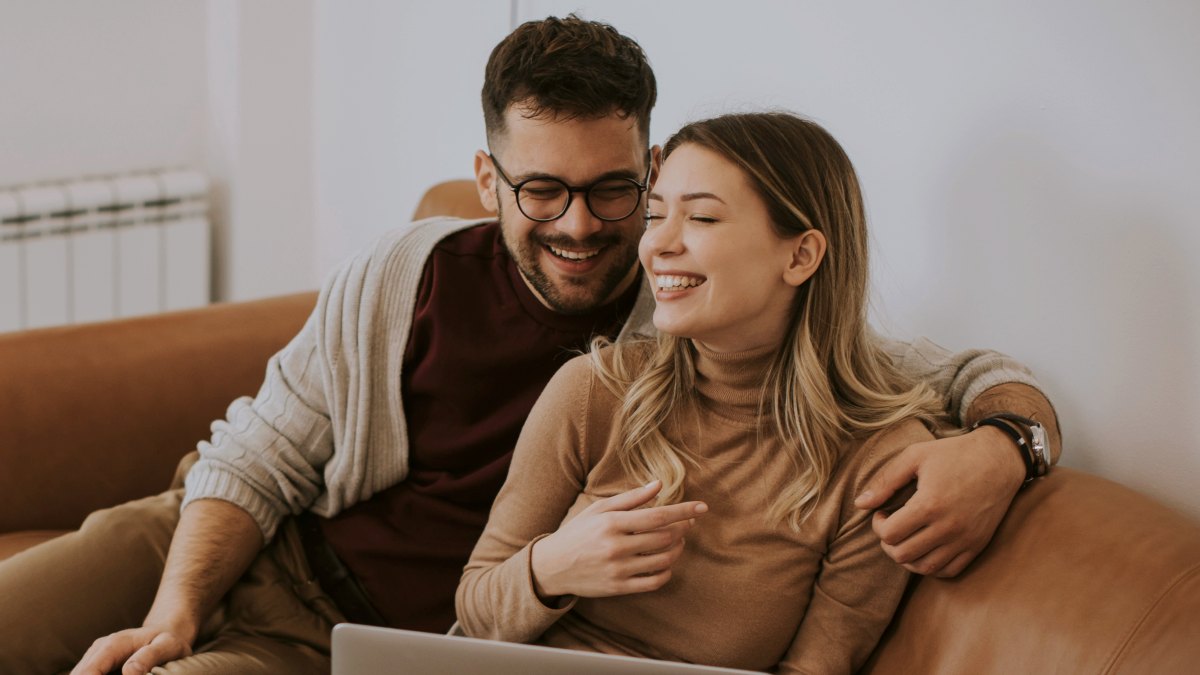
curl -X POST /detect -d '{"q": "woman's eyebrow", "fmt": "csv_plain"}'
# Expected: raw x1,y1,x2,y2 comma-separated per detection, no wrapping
647,191,726,204
681,192,725,204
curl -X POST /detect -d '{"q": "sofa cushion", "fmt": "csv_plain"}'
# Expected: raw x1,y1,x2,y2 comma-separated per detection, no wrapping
863,467,1200,674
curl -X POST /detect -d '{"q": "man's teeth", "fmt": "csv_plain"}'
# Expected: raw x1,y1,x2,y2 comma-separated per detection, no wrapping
656,275,706,290
548,245,601,261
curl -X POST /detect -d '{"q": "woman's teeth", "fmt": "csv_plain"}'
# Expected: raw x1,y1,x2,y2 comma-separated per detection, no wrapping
656,275,706,291
548,245,601,261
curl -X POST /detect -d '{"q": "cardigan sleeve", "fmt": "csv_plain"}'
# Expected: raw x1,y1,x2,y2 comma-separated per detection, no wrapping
455,355,595,643
875,332,1061,450
182,217,482,541
181,278,338,541
775,419,933,675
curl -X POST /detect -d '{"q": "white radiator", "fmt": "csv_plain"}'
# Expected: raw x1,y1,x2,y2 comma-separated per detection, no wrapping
0,169,210,332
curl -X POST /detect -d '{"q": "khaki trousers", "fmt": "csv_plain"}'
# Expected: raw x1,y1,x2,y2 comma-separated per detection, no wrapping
0,462,345,674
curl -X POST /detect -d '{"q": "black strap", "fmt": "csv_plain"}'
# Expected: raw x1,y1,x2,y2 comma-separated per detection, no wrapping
985,412,1049,477
296,511,387,626
973,417,1037,484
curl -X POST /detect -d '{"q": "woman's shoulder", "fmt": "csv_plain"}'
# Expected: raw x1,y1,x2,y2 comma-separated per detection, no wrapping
860,418,937,459
587,338,657,369
836,418,936,492
543,340,657,420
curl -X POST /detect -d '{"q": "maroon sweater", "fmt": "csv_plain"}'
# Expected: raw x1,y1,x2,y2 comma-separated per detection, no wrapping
318,222,639,632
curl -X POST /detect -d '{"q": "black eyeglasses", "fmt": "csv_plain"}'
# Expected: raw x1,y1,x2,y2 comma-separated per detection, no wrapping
490,153,651,222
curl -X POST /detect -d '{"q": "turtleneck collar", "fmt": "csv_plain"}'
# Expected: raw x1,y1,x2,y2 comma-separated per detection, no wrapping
690,340,779,425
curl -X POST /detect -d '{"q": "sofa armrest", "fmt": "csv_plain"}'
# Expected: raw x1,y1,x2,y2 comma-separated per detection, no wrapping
864,467,1200,674
0,293,316,533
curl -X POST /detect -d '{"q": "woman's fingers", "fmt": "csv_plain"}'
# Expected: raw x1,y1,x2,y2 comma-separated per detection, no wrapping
589,480,663,514
615,501,707,533
619,520,690,556
535,483,707,598
619,568,675,595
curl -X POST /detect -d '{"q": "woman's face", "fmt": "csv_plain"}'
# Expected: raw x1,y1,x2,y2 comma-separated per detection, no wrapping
641,143,817,352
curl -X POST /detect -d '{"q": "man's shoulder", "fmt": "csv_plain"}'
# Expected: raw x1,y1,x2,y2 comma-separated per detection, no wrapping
365,216,496,263
313,217,494,326
426,218,502,259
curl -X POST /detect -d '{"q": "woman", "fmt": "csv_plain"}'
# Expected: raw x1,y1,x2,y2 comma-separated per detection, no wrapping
455,112,945,674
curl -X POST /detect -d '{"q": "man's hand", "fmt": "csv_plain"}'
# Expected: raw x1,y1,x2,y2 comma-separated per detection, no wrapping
531,480,707,599
71,498,262,675
71,623,194,675
854,425,1025,577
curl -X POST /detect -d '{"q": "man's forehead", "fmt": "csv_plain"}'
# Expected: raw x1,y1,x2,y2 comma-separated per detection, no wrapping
494,107,647,179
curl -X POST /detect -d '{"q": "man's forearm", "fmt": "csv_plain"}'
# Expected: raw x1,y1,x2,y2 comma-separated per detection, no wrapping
963,382,1062,464
143,498,264,642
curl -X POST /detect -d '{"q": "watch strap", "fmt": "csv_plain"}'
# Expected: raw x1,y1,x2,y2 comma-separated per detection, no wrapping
972,417,1038,484
985,412,1050,477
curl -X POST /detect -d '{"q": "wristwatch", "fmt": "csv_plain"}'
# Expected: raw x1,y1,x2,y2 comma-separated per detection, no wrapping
971,413,1050,483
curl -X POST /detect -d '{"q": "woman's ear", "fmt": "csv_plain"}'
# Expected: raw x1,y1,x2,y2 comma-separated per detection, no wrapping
474,150,499,213
783,229,827,287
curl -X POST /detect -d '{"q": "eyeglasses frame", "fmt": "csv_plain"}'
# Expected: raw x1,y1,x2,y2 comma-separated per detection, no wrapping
489,152,653,223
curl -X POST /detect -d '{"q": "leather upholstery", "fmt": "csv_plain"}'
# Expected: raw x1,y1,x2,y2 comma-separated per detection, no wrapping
3,181,1197,672
862,469,1200,674
412,179,492,221
0,292,315,533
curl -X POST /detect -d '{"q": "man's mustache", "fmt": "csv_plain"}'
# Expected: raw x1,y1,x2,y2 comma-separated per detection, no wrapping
532,232,626,249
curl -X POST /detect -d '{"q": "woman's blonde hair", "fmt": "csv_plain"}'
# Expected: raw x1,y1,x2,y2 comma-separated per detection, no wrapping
591,111,945,529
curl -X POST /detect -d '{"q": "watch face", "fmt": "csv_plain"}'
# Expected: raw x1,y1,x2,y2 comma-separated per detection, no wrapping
1030,424,1049,473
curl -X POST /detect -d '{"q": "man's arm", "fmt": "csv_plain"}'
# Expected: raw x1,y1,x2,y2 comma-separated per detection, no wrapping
856,335,1062,577
71,499,262,675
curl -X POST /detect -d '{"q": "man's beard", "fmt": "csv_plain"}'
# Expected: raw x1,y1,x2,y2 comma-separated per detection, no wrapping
498,201,639,316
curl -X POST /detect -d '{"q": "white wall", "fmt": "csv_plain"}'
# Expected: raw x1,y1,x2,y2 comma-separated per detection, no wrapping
312,0,510,274
207,0,317,302
318,0,1199,517
0,0,316,305
517,0,1200,516
0,1,207,185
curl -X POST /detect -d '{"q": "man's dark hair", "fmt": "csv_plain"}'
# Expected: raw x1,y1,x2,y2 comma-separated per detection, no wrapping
481,15,657,146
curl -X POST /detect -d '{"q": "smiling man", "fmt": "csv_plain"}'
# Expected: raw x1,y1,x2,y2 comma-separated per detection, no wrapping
0,15,1059,675
484,109,646,314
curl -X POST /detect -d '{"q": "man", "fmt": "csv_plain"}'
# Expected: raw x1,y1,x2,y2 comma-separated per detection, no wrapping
0,15,1059,675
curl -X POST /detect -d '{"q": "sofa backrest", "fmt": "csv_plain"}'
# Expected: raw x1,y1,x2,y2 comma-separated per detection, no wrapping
0,292,316,531
412,179,492,221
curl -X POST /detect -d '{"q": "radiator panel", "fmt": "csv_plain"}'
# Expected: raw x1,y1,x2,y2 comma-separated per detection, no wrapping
0,169,210,332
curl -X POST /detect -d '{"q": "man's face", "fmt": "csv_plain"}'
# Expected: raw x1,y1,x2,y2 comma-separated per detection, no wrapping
475,105,650,315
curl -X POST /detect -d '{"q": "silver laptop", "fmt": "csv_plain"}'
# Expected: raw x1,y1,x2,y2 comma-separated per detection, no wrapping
331,623,762,675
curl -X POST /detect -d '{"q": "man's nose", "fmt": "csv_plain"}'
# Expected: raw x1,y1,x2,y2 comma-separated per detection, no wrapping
553,193,604,241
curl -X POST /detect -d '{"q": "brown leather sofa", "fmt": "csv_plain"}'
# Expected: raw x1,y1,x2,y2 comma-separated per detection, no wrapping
2,182,1198,674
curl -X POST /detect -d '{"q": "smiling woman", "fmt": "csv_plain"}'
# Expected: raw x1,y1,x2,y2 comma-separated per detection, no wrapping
643,143,826,352
456,111,949,674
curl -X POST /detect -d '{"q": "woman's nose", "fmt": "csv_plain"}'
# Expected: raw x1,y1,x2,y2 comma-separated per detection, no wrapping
643,216,683,256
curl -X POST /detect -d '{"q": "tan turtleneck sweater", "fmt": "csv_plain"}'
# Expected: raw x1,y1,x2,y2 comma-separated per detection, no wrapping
456,340,937,674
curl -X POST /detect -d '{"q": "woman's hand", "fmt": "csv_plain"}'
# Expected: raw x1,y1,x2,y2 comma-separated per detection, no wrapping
530,480,707,600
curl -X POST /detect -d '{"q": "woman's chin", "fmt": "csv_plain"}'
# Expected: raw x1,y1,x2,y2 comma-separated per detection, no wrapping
652,313,692,339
